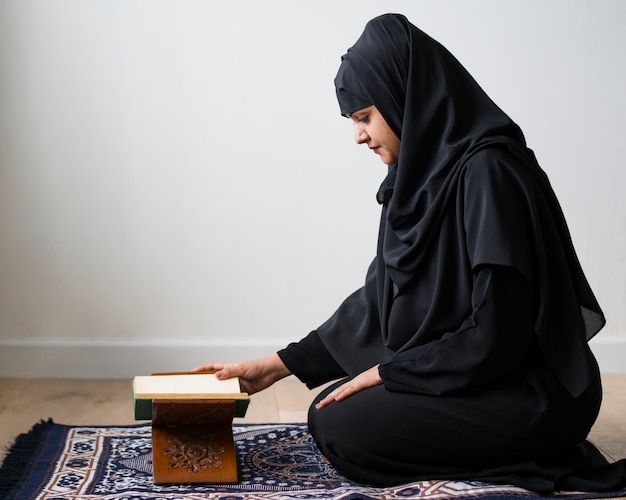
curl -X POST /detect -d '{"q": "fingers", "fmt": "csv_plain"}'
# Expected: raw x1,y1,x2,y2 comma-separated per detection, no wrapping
192,363,223,373
315,365,382,410
214,363,240,380
315,383,353,410
192,362,238,379
315,393,336,410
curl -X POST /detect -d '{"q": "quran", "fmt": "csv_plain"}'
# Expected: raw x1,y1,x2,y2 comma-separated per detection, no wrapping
132,372,250,484
132,373,250,420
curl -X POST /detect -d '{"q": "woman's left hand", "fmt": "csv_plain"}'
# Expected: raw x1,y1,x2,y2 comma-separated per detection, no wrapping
315,364,382,410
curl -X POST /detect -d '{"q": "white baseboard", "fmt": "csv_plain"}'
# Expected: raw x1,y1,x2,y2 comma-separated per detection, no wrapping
0,336,624,378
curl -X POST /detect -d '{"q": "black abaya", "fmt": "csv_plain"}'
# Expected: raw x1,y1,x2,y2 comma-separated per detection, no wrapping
279,267,609,492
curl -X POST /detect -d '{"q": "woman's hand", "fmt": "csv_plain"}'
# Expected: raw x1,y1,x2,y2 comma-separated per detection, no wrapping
315,364,382,410
193,353,291,395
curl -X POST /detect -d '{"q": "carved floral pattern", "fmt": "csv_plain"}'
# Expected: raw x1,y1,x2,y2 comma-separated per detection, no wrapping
162,432,225,473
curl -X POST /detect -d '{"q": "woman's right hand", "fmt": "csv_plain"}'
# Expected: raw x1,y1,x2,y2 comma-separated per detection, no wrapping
193,353,291,395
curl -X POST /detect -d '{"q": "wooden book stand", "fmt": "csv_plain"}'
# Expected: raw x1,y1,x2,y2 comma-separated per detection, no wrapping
151,399,239,484
132,373,249,485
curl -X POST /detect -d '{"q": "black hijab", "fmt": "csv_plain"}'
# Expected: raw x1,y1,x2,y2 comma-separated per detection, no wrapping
321,14,604,398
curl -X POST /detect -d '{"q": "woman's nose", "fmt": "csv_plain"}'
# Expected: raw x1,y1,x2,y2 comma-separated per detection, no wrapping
354,124,368,144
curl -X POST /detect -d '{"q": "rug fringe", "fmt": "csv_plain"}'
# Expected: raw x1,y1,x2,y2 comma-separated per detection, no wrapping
0,418,55,499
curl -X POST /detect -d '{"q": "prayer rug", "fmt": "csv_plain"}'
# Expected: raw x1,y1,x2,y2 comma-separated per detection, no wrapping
2,420,625,500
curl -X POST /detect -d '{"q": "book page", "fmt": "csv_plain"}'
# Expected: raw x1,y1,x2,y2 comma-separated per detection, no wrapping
133,373,245,399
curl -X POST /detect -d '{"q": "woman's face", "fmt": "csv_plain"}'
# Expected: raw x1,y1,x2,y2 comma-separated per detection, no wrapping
349,105,400,165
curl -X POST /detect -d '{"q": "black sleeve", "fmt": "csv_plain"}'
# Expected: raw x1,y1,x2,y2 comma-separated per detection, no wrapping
278,331,348,389
379,264,535,395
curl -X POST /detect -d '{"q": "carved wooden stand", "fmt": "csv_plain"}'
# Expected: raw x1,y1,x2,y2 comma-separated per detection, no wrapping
151,399,239,484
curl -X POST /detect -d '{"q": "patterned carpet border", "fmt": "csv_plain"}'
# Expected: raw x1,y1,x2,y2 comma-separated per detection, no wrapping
2,421,626,500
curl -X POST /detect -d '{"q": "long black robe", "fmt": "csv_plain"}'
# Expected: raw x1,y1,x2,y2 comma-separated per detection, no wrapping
279,13,626,493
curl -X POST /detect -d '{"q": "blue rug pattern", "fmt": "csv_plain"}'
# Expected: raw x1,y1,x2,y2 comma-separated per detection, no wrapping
2,421,626,499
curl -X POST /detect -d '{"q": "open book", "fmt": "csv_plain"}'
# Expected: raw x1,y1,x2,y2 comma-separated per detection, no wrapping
132,372,250,420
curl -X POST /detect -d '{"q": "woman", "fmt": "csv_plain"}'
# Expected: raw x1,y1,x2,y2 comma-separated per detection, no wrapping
195,14,626,493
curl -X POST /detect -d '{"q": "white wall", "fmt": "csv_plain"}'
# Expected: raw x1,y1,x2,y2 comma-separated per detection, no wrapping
1,0,625,376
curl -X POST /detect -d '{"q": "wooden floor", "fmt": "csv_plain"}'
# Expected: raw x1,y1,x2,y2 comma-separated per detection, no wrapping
2,374,626,467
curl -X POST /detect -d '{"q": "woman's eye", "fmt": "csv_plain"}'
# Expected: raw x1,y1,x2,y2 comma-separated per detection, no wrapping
358,115,369,123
